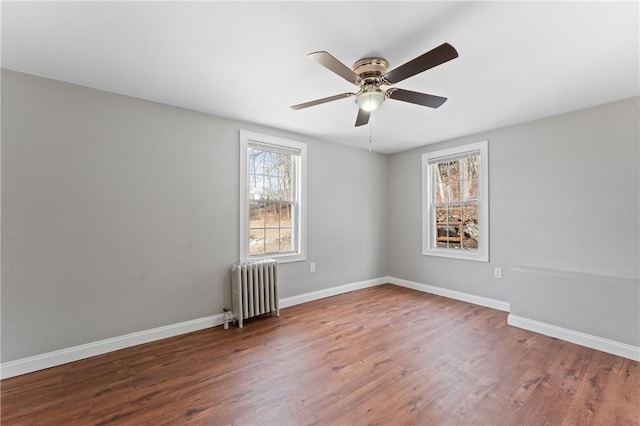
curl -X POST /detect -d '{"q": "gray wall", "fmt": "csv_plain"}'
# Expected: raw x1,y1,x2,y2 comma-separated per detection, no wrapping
1,70,388,362
510,266,639,346
3,68,638,363
388,96,639,343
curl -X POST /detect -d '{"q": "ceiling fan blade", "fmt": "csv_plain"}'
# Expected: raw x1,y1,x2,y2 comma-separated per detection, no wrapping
386,88,447,108
355,108,370,127
308,51,361,85
383,43,458,84
291,92,354,110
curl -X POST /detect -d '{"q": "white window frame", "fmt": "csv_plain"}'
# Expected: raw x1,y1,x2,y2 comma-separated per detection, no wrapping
240,130,307,264
422,140,489,262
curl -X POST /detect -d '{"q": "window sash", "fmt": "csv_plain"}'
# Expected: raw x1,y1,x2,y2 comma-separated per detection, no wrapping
248,148,299,203
249,200,298,255
247,148,299,257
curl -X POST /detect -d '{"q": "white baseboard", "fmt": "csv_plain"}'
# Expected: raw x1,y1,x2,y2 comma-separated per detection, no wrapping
279,277,388,308
387,276,511,312
6,276,633,380
508,314,640,362
0,314,223,380
0,277,387,380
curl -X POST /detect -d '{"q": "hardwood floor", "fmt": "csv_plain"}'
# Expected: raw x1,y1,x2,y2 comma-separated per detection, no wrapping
2,284,638,425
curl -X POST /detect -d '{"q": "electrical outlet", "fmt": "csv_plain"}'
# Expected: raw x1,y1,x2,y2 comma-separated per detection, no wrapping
494,267,502,279
310,262,316,273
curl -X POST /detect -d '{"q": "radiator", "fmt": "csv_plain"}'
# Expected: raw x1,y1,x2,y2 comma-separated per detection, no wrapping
231,259,280,328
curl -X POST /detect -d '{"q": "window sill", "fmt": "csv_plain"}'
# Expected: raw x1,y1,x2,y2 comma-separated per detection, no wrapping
245,253,307,264
423,249,488,262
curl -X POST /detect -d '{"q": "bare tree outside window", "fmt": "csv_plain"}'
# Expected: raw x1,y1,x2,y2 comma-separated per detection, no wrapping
422,141,488,262
248,146,297,256
240,131,306,263
433,155,480,250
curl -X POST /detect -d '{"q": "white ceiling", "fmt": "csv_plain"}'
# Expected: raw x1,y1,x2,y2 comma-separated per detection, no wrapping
2,1,638,154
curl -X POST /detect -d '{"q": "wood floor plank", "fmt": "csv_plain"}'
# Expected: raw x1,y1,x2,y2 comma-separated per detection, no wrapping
1,284,638,425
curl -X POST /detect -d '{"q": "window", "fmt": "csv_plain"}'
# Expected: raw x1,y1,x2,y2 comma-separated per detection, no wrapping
240,131,306,263
422,141,488,261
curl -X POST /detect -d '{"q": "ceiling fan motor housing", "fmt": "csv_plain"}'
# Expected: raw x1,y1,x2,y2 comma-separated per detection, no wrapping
352,57,389,83
352,58,389,112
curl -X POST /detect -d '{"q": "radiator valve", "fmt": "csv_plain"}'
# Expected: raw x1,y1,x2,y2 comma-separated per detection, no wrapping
223,308,233,329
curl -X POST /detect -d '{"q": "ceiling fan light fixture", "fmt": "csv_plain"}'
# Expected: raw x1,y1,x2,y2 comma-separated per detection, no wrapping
356,89,385,112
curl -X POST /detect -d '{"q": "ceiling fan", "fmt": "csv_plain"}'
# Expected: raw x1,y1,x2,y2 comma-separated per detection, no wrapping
291,43,458,127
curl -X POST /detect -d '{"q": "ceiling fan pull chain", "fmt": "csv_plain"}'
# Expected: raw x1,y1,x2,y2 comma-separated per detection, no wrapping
369,121,372,153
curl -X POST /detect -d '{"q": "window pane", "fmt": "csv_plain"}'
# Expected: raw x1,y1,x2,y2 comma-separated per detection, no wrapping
448,206,462,224
249,229,265,255
461,155,479,180
280,228,292,252
436,225,461,248
279,185,292,201
471,179,480,199
435,183,448,203
249,174,264,200
436,226,450,248
436,162,451,184
262,175,277,200
450,160,460,180
438,205,462,249
462,204,479,250
265,229,280,254
449,177,461,202
263,151,278,172
435,205,448,226
265,203,279,227
250,203,265,228
279,162,293,200
461,180,479,201
248,148,264,175
444,161,459,201
462,204,477,223
280,203,292,227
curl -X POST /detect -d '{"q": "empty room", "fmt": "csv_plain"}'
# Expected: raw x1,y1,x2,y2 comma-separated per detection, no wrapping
1,1,638,425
